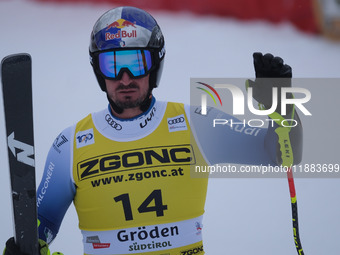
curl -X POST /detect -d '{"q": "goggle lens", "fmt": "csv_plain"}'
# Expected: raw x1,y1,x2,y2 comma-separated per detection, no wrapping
98,49,153,79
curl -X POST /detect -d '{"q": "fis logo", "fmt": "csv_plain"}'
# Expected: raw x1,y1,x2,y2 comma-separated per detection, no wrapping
76,129,95,148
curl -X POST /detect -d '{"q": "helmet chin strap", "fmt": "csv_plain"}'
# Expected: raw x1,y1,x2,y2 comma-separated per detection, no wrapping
107,89,153,116
106,94,124,114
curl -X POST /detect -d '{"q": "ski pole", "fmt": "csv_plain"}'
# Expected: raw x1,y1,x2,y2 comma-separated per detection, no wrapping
287,167,304,255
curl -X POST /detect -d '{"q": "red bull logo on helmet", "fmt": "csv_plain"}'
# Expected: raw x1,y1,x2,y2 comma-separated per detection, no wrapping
106,19,136,30
105,18,137,41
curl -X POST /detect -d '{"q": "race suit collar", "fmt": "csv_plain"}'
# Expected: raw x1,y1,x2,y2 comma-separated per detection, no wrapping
92,97,167,142
108,96,156,122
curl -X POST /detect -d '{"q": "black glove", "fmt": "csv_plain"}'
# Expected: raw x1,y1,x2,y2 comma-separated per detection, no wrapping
253,52,292,78
247,52,293,114
3,237,28,255
3,237,49,255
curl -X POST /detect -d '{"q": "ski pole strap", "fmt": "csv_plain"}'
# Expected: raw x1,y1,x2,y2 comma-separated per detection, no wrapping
268,105,295,129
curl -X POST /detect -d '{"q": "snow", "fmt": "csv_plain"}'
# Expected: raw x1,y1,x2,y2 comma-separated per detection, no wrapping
1,0,340,254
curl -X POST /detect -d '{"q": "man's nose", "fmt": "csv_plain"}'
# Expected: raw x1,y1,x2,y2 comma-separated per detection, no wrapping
120,71,133,85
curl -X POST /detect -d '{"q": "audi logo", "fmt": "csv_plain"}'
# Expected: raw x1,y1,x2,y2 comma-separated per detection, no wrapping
168,117,185,125
105,114,122,130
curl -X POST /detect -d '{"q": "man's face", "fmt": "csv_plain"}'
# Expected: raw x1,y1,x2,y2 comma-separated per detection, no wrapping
105,72,150,109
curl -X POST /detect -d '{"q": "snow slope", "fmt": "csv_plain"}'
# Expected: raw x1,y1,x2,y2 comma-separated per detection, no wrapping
1,1,340,254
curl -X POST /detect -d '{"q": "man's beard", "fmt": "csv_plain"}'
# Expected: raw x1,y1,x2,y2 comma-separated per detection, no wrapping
113,83,148,109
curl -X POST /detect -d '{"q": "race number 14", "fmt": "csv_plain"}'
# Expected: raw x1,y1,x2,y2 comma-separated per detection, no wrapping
114,189,168,221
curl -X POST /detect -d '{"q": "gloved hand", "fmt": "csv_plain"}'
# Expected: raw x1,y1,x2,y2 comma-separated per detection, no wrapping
247,52,293,114
253,52,292,78
3,237,50,255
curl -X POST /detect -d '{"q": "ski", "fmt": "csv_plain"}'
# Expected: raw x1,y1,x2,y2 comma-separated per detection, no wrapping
1,53,39,255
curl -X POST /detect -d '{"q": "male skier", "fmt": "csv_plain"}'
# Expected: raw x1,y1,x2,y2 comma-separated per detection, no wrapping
4,6,302,255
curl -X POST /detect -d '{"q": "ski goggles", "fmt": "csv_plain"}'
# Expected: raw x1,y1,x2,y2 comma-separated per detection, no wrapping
96,49,154,80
